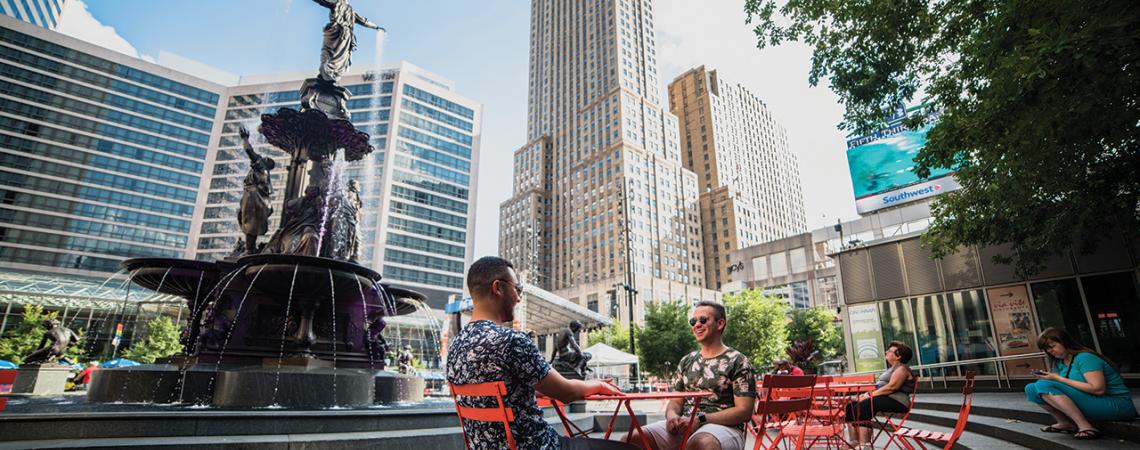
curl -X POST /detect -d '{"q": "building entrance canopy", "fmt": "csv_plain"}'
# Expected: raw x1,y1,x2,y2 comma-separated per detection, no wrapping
444,285,611,335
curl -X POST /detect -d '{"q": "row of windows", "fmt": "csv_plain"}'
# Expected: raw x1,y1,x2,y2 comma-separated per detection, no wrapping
382,265,462,289
0,226,182,259
385,248,464,273
399,113,471,146
0,208,187,248
345,81,394,97
0,134,199,188
390,201,466,229
346,96,392,110
397,139,470,172
0,171,194,217
0,28,220,104
0,117,203,173
0,98,207,159
397,126,470,160
390,185,467,214
0,189,191,232
388,216,466,244
199,220,239,235
394,153,469,186
0,84,210,144
0,246,122,272
402,98,473,132
0,154,197,203
391,169,468,200
402,85,474,119
0,62,215,131
196,236,235,250
0,45,216,118
387,232,465,258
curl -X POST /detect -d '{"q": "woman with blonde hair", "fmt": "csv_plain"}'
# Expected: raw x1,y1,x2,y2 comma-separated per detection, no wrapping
1025,327,1137,440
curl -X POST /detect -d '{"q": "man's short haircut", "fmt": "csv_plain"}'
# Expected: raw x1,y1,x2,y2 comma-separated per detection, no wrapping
466,256,514,297
694,300,726,321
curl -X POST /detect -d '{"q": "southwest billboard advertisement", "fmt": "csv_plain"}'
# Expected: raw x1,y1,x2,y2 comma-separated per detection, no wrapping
846,106,958,214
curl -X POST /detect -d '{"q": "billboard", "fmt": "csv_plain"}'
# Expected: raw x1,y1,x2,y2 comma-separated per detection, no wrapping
986,285,1048,375
848,303,886,372
846,107,957,213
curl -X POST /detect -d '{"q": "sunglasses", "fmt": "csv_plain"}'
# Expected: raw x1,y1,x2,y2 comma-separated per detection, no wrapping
689,316,712,326
497,279,525,295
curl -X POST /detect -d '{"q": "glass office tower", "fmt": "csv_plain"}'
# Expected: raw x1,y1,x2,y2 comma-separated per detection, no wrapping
1,0,66,30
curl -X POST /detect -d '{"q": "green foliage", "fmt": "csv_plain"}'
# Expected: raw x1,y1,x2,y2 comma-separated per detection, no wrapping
746,0,1140,275
0,305,58,364
65,327,88,363
788,307,843,361
121,316,183,364
587,321,640,354
638,301,696,380
722,289,789,370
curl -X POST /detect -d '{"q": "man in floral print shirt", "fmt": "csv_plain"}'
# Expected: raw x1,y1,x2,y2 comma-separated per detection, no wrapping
447,256,637,450
626,301,757,450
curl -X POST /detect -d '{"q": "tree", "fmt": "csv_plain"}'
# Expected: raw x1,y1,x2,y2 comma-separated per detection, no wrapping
587,321,640,354
122,316,182,364
722,289,789,370
788,307,843,361
638,301,696,380
786,338,821,373
746,0,1140,275
0,305,59,364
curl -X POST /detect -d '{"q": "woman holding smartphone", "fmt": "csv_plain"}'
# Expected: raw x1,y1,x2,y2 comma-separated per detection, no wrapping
1025,327,1137,440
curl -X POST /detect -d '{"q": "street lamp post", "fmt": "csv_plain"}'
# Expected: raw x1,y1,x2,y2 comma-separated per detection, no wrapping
619,178,639,388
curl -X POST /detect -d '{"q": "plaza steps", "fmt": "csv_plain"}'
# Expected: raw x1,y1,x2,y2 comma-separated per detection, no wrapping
0,408,594,449
906,392,1140,449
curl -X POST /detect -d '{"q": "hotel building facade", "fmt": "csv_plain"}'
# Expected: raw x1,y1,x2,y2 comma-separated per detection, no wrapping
668,66,806,289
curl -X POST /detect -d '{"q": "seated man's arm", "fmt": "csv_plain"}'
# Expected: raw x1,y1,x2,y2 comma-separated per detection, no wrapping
534,370,620,404
705,395,755,426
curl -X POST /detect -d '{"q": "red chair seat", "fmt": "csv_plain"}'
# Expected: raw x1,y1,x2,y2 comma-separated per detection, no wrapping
782,423,845,437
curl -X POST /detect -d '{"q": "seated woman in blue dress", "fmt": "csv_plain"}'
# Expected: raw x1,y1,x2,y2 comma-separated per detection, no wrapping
1025,327,1138,440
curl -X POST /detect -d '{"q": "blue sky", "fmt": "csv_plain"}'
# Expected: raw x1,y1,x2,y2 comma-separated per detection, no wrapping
65,0,858,258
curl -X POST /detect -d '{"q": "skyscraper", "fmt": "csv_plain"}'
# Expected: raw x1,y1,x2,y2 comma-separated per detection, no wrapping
500,0,715,323
668,66,806,289
191,62,481,308
0,0,65,30
0,15,222,276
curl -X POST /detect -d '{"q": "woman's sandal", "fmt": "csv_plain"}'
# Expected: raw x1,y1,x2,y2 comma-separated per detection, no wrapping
1074,429,1102,440
1040,425,1075,433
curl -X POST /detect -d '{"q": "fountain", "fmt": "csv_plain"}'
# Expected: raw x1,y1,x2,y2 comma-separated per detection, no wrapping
85,0,425,409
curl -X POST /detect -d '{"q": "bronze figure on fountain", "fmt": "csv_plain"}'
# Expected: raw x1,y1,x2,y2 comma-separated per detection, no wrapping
23,319,79,366
237,126,275,255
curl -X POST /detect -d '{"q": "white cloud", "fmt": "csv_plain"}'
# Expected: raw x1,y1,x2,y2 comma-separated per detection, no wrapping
56,0,147,60
655,0,859,229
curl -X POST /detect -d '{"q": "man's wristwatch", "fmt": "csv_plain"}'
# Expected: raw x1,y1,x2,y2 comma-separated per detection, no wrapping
697,412,707,424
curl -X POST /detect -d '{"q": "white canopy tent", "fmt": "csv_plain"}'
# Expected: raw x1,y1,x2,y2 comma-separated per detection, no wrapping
583,343,640,385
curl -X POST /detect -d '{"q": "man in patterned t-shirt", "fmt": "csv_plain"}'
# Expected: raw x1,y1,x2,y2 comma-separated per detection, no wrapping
448,256,637,450
626,301,757,450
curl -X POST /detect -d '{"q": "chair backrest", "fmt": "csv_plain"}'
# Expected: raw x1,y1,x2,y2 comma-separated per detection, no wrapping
942,371,975,450
757,374,816,415
833,374,876,384
450,381,517,450
888,374,921,425
0,370,15,395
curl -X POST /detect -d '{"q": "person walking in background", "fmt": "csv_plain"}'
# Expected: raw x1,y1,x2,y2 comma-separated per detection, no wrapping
447,257,636,450
626,301,757,450
1025,327,1138,440
844,341,916,450
73,362,98,390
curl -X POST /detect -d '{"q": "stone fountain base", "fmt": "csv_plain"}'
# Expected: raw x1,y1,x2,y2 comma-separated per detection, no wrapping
87,365,423,407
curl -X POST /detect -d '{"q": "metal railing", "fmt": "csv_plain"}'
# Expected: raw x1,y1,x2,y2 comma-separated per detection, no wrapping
846,352,1047,390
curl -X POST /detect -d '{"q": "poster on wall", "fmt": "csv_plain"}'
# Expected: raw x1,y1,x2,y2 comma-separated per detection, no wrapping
987,285,1047,375
848,303,886,372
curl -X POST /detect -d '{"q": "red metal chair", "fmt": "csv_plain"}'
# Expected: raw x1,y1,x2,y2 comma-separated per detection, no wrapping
451,381,518,450
751,374,816,450
0,369,16,412
536,393,591,438
893,371,975,450
781,384,852,449
871,375,922,450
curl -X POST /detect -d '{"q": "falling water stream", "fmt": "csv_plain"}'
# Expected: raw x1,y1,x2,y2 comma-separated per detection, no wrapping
203,264,266,403
118,267,171,403
269,264,299,407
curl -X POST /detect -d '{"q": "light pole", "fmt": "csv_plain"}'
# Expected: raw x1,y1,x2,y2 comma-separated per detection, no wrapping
618,178,639,387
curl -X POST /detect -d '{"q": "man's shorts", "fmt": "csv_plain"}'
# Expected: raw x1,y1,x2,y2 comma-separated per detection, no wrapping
635,420,745,450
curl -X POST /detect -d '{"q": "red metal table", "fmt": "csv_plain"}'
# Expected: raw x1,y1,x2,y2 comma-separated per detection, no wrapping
550,391,713,449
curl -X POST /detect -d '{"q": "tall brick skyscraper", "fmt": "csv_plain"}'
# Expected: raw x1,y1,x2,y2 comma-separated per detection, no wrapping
500,0,716,323
669,66,806,289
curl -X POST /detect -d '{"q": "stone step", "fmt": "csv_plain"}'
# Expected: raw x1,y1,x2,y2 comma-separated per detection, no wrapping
0,413,595,449
915,397,1140,444
906,408,1140,450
